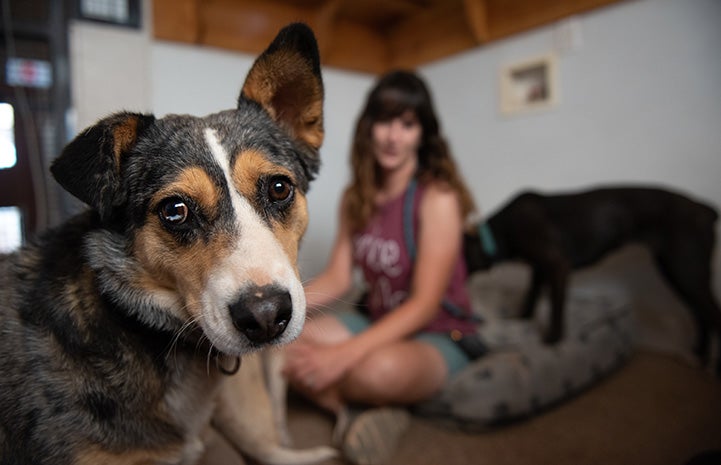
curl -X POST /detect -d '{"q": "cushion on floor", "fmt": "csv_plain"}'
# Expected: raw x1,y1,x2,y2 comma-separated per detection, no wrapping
415,286,636,430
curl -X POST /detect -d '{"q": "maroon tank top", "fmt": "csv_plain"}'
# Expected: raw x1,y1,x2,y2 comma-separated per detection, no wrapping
352,182,477,334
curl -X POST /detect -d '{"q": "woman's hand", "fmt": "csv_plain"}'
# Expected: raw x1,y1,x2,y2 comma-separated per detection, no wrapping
284,340,359,393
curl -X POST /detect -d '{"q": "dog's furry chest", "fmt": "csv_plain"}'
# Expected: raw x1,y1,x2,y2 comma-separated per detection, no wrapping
0,232,224,464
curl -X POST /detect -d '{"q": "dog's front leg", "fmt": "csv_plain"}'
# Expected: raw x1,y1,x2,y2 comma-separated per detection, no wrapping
520,266,544,320
261,350,293,447
213,353,284,460
213,353,337,465
544,259,571,344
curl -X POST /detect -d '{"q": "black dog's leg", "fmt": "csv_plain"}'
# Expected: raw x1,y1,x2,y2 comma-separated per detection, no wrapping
520,267,544,320
522,247,570,344
544,258,571,345
653,240,721,369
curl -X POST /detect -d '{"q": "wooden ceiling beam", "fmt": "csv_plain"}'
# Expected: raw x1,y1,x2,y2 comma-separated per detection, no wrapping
387,2,475,71
312,0,343,60
486,0,622,40
153,0,200,43
463,0,490,44
199,0,309,54
153,0,389,74
152,0,626,75
322,19,389,74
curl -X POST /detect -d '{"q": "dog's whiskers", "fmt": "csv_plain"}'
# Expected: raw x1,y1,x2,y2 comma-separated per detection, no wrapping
303,291,358,320
206,343,215,376
164,308,203,367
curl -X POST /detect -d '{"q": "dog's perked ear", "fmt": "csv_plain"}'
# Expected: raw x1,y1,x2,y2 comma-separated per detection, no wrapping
50,112,155,219
240,22,323,177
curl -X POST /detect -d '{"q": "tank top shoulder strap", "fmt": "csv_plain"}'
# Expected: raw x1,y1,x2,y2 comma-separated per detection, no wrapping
401,178,481,323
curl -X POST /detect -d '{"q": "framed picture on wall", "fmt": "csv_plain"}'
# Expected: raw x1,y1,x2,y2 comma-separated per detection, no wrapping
499,53,558,115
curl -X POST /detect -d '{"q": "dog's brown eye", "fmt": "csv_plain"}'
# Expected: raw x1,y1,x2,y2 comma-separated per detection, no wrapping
268,177,293,203
159,198,189,225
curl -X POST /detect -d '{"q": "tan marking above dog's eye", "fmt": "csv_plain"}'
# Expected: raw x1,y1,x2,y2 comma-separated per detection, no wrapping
159,198,190,225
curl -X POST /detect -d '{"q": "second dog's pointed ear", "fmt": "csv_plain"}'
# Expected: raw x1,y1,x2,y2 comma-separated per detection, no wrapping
51,112,155,219
240,23,324,153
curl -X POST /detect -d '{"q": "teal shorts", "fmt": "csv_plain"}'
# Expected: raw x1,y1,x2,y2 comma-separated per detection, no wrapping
336,311,471,377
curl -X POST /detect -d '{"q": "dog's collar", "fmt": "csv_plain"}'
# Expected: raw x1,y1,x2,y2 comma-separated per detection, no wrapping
215,353,241,375
478,222,498,258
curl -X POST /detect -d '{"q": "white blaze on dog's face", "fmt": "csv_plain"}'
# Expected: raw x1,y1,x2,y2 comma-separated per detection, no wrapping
200,127,307,351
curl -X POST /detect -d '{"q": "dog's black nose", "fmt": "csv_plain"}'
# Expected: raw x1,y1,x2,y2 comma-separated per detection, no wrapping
229,285,293,344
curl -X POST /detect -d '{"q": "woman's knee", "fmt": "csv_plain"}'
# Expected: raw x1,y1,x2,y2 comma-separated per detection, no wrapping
341,342,447,404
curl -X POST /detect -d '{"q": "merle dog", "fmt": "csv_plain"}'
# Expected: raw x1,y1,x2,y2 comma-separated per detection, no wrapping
0,23,336,465
464,186,721,366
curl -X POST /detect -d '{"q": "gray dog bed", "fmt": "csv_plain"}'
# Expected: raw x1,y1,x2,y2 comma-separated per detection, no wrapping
415,282,636,430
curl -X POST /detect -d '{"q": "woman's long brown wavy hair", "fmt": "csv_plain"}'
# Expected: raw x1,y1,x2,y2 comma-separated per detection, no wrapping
344,70,477,232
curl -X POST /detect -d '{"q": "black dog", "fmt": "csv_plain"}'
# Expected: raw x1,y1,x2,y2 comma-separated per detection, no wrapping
464,186,721,365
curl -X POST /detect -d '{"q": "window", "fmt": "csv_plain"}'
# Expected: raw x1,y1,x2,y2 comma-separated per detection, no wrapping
0,206,23,253
0,103,16,170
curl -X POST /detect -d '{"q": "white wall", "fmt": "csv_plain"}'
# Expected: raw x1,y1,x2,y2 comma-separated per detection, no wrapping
69,20,152,131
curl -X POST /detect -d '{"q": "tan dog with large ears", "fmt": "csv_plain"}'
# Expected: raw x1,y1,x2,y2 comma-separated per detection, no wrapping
0,23,335,465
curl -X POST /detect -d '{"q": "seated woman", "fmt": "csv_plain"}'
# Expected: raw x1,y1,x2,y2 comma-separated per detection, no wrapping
283,70,479,465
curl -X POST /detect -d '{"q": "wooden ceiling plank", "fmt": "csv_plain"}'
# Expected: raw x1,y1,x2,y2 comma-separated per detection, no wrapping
311,0,343,59
151,0,627,74
194,0,389,73
153,0,200,43
199,0,313,55
338,0,425,29
388,2,475,70
487,0,622,40
323,19,389,74
463,0,490,44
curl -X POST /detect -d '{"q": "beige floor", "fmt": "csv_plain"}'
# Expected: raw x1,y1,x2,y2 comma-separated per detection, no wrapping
201,351,721,465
